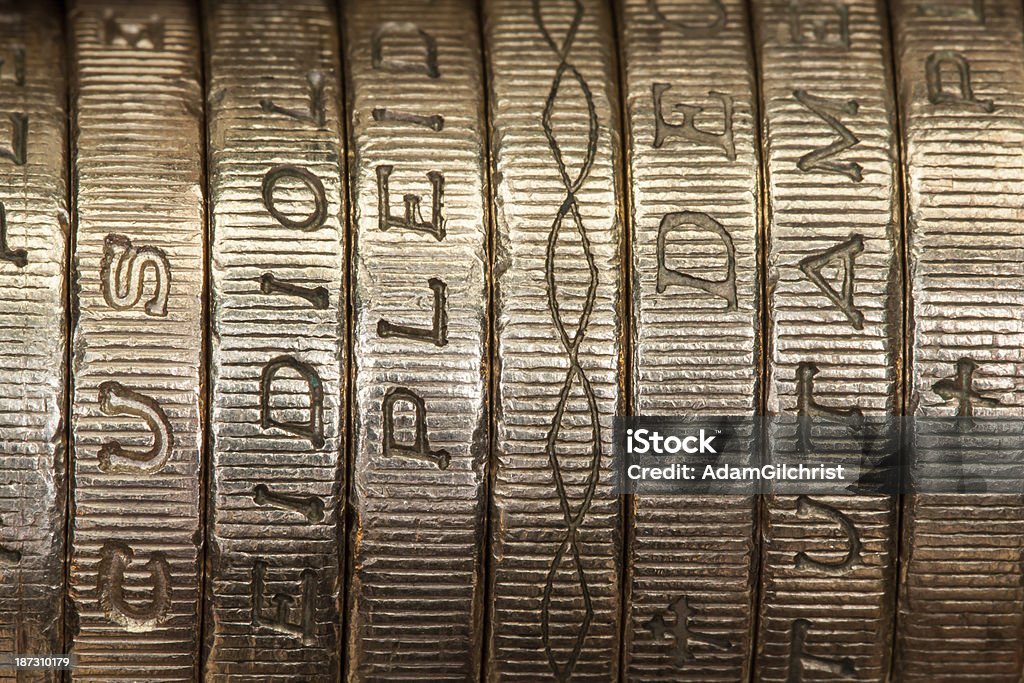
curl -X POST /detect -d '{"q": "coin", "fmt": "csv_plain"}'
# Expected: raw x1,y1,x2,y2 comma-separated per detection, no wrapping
341,0,490,679
0,0,68,673
891,0,1024,679
483,0,626,679
66,1,206,678
749,0,902,679
616,0,761,679
201,1,346,679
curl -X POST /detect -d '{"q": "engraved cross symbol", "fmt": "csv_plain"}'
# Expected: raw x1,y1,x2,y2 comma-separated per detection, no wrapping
932,358,1001,431
642,595,731,666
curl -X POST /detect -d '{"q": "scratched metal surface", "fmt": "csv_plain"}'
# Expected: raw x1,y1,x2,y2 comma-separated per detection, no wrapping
483,0,625,680
0,2,67,680
342,0,490,679
617,0,761,680
66,1,205,679
202,1,346,680
751,0,902,680
892,0,1024,679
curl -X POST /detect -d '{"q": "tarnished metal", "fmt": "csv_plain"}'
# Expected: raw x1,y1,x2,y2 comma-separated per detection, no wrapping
617,0,761,679
342,0,490,679
750,0,902,679
202,1,346,680
0,1,68,676
892,0,1024,679
66,1,205,678
483,0,625,679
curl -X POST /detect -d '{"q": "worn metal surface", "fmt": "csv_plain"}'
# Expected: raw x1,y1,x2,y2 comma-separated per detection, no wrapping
892,0,1024,679
342,0,490,679
751,0,902,679
202,1,346,680
0,2,67,678
66,1,205,679
617,0,761,680
483,0,625,679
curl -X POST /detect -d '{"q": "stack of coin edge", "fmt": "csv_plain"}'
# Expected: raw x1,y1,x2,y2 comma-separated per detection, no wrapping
0,0,1021,681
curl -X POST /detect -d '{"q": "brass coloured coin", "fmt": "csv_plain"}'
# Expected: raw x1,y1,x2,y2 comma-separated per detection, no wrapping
202,0,348,679
484,0,626,679
342,0,491,679
750,0,903,679
66,0,206,678
892,0,1024,678
0,0,68,673
617,0,762,679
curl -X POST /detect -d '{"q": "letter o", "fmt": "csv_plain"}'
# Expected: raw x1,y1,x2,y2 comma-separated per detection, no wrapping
262,165,328,231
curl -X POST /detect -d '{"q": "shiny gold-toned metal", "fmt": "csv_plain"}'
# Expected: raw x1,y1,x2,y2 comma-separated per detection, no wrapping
750,0,902,679
0,0,68,672
483,0,625,679
617,0,761,679
202,1,346,679
892,0,1024,679
66,0,205,678
342,0,490,679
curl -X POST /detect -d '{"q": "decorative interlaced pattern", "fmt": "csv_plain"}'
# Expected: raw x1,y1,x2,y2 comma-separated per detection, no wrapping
533,0,602,678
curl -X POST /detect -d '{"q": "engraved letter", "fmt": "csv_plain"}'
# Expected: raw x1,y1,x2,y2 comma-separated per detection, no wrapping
787,619,855,681
926,51,994,112
100,234,171,317
794,496,862,570
0,545,18,565
260,356,325,449
648,0,726,38
798,234,865,329
252,484,325,524
261,70,327,128
262,165,328,231
787,1,850,48
657,211,737,310
251,560,317,645
372,107,444,131
652,84,735,161
97,541,172,632
0,204,27,267
97,381,174,475
383,387,450,469
0,46,25,87
102,10,164,50
377,278,448,346
795,362,863,452
794,89,862,181
0,510,20,564
376,166,445,240
259,273,329,309
0,112,27,166
916,0,984,23
372,22,440,78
